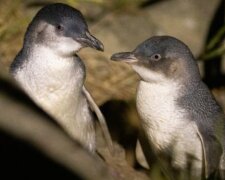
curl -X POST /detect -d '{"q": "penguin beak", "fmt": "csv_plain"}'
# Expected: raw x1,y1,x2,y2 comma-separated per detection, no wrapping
77,31,104,51
111,52,138,63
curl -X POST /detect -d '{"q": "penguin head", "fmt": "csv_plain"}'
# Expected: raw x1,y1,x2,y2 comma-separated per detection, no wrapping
24,3,104,56
111,36,200,84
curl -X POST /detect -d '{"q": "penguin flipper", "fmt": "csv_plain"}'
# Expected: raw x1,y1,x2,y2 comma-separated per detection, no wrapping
82,86,113,154
196,126,222,179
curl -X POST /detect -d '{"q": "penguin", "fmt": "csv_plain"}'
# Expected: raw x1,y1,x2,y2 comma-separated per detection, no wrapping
111,36,225,179
10,3,112,153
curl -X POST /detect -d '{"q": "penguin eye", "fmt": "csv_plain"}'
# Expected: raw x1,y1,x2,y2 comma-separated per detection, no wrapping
150,54,161,61
56,24,63,31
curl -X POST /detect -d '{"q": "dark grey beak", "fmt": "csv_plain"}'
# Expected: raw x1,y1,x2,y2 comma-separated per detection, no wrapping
77,31,104,51
110,52,138,63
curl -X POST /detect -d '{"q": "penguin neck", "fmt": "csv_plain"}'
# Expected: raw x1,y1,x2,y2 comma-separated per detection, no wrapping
24,44,85,89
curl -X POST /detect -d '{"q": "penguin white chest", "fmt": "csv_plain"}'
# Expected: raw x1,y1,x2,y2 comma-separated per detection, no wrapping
136,81,186,151
14,47,96,151
15,47,82,114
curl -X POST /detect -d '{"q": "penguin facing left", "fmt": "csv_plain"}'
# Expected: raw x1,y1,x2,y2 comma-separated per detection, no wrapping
10,3,112,152
111,36,225,179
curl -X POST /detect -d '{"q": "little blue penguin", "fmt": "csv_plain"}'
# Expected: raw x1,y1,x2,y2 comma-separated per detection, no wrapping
111,36,225,179
10,3,112,153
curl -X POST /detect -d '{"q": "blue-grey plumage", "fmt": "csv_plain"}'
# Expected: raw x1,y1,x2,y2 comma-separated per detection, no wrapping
111,36,225,179
10,3,110,152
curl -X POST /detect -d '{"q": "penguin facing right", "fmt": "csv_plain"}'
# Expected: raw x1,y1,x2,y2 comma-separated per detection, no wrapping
10,3,112,153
